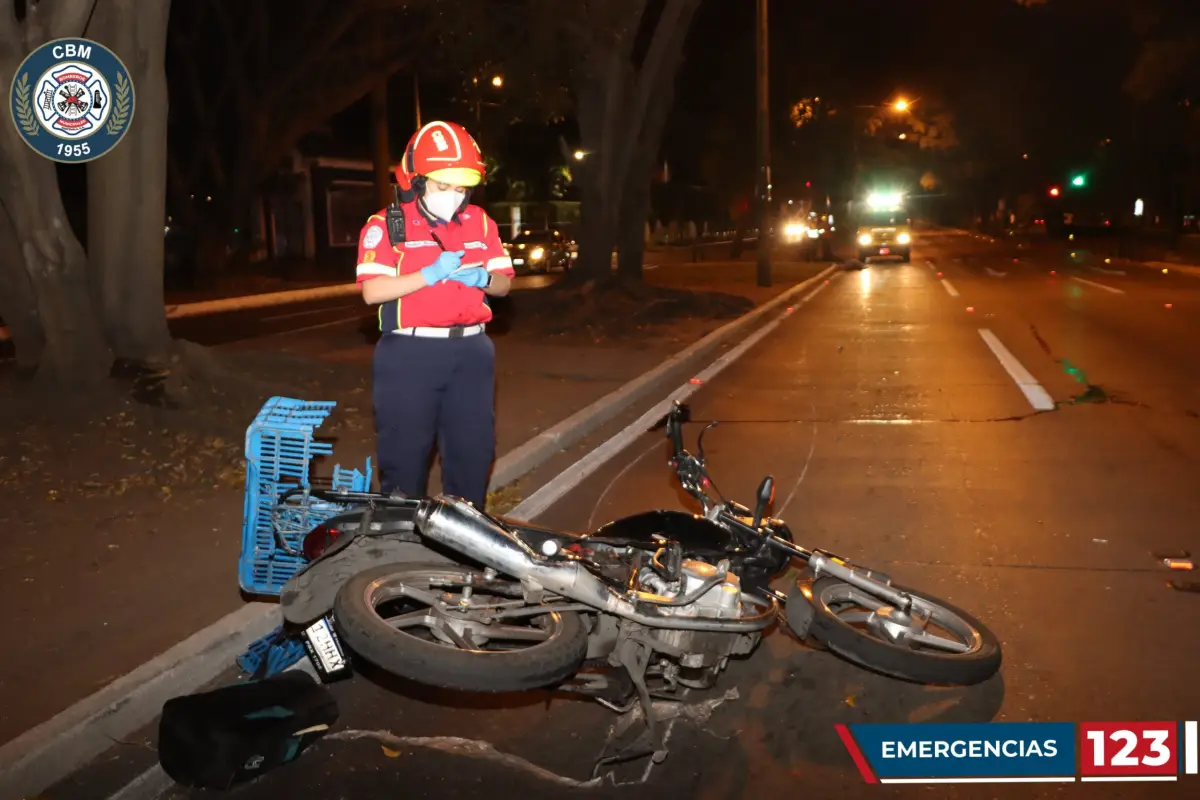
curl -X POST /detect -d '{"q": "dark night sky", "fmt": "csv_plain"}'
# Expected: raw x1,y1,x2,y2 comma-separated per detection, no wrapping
298,0,1167,208
666,0,1138,190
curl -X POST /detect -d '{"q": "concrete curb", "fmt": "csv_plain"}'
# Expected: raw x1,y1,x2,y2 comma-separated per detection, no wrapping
0,264,835,799
0,284,361,342
0,603,279,800
0,249,748,342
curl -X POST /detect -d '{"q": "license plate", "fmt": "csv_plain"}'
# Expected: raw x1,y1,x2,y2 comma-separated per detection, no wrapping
880,247,890,255
513,258,525,265
302,616,352,682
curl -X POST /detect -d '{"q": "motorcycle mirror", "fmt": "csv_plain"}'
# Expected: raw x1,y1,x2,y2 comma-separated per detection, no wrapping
752,475,775,528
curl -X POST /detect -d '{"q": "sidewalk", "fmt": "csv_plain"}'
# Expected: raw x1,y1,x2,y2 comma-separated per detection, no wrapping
0,257,826,747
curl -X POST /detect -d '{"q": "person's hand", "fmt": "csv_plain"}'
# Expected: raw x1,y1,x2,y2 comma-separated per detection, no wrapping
447,266,490,289
420,250,465,285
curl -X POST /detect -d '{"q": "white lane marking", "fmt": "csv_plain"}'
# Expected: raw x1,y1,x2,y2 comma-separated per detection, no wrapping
941,279,960,297
977,329,1056,411
985,268,1007,278
1071,276,1125,294
925,260,937,270
509,276,836,521
1090,266,1126,276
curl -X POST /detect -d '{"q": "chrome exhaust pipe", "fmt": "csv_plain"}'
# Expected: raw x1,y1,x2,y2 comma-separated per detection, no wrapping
415,496,776,633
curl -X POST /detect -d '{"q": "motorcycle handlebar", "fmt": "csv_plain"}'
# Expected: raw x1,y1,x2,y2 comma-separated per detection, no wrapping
665,401,688,458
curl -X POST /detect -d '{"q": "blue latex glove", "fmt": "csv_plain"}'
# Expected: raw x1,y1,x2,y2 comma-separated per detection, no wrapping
448,266,490,289
420,250,465,285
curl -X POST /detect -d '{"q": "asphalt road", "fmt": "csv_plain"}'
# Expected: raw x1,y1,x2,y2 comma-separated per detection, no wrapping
47,230,1200,799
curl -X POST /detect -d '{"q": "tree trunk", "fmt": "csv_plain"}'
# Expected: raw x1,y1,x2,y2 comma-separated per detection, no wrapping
0,208,45,371
616,174,649,282
0,0,106,383
616,42,685,283
571,171,619,285
566,0,699,288
371,79,392,209
87,0,174,363
0,140,110,383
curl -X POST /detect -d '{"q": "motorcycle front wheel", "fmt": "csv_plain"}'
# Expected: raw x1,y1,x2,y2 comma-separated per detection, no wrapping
795,577,1001,686
333,563,588,693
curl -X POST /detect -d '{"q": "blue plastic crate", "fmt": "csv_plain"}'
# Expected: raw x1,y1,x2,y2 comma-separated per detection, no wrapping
238,397,372,596
237,626,307,677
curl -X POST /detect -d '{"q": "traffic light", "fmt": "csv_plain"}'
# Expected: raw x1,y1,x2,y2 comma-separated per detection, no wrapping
805,180,812,188
1049,186,1061,197
1071,174,1086,187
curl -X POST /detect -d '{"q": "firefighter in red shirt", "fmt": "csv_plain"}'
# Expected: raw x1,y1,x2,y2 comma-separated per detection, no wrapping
356,120,514,509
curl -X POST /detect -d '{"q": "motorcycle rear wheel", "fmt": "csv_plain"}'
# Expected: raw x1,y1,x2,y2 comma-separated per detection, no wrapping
798,577,1001,686
334,563,588,693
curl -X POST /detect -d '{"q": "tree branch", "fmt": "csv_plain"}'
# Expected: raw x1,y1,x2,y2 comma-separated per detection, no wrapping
261,3,368,113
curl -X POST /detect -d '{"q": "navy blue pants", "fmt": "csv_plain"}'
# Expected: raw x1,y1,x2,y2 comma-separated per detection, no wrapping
372,333,496,509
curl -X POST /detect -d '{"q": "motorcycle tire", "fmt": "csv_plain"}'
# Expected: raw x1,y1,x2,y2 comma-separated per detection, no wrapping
333,563,588,693
802,577,1001,686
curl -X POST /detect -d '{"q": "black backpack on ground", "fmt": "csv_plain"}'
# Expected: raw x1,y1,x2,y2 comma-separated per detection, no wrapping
158,670,338,790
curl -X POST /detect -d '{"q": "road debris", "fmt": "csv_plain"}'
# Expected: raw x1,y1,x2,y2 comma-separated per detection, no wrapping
330,730,603,789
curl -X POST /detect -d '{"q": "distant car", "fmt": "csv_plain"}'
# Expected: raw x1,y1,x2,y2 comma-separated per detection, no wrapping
508,229,573,273
781,212,834,260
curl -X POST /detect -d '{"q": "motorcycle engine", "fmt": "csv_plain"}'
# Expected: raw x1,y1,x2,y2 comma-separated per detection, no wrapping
637,559,761,688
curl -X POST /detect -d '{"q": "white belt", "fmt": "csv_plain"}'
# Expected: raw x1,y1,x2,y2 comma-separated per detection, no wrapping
392,323,485,339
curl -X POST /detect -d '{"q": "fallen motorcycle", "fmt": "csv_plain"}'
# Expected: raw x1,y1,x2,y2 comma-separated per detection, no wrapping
277,401,1001,763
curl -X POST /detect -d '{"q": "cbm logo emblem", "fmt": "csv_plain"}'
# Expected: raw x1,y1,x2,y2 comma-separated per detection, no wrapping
8,38,135,163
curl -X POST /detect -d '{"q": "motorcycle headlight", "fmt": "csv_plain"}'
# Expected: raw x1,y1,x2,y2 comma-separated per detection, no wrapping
530,247,545,260
858,233,872,246
897,232,911,245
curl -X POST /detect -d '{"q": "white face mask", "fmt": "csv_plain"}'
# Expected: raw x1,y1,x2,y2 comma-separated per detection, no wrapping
422,189,463,221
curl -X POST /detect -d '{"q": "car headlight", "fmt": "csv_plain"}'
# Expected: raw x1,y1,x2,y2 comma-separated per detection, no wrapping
530,247,545,260
897,232,911,245
858,233,872,246
807,228,820,238
784,223,805,237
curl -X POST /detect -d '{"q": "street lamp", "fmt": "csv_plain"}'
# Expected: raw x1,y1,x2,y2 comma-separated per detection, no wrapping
573,150,585,161
893,98,910,112
491,75,504,88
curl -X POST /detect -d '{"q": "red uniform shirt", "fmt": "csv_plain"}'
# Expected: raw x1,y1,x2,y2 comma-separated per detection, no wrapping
356,201,515,330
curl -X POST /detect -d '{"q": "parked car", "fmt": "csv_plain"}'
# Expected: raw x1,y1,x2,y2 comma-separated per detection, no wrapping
781,211,834,260
508,229,574,273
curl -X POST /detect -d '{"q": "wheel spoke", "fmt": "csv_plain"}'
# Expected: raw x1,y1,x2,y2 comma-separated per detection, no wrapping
430,616,477,650
382,609,435,629
399,584,449,609
485,624,551,643
910,630,971,653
